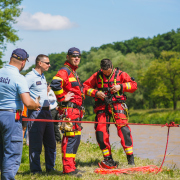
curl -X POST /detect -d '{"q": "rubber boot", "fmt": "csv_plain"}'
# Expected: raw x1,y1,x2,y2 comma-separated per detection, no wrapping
101,155,118,169
127,154,135,165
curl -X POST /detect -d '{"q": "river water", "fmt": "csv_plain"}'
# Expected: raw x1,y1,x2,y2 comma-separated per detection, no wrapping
81,124,180,169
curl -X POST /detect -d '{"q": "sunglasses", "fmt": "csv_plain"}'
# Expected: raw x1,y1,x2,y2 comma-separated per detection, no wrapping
71,54,81,58
41,61,50,65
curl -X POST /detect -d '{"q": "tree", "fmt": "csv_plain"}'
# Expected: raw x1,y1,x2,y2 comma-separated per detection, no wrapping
141,51,180,110
98,28,180,58
0,0,22,67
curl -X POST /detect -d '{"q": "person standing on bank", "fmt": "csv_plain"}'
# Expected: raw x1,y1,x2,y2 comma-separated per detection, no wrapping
47,82,61,144
83,58,137,168
0,48,40,180
51,47,88,177
25,54,56,174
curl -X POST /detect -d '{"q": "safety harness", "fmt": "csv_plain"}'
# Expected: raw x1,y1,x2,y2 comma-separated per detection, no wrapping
59,64,85,131
95,68,129,126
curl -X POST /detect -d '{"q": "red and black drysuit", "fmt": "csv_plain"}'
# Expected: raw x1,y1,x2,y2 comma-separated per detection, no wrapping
50,61,92,173
83,68,137,160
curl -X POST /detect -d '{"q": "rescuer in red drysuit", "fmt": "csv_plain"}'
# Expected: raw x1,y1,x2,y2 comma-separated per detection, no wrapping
50,47,93,176
83,58,137,169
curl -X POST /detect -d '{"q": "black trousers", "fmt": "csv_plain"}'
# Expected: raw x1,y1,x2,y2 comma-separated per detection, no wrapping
50,108,61,142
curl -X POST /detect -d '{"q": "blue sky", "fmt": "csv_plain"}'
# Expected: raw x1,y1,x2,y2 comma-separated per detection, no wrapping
2,0,180,69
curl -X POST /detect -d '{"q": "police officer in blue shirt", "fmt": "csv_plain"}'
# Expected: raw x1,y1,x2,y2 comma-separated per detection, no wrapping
25,54,56,174
0,48,40,180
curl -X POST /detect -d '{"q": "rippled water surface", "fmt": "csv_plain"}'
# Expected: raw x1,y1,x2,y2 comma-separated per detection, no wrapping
81,124,180,169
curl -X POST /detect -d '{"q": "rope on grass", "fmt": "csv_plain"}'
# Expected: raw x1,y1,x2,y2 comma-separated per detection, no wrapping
94,163,161,175
94,122,176,175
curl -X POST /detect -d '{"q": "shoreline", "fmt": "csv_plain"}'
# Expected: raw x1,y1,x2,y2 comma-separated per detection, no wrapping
81,124,180,169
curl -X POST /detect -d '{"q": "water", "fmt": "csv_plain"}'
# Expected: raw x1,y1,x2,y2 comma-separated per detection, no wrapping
81,124,180,169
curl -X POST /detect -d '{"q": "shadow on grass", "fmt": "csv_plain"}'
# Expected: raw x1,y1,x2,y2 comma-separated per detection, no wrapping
76,158,101,167
17,170,63,176
16,170,31,175
146,109,173,114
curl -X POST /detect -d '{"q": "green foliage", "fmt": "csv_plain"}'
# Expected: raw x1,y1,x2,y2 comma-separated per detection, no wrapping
129,108,180,125
23,28,180,111
77,48,126,82
0,0,23,66
141,51,180,110
44,52,67,82
77,49,154,112
98,28,180,58
83,107,180,124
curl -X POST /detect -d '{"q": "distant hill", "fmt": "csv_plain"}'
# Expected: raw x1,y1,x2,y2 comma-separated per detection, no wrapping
92,28,180,58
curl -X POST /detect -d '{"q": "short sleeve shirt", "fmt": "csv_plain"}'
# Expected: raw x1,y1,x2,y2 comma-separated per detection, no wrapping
25,68,49,107
48,89,58,110
0,65,29,110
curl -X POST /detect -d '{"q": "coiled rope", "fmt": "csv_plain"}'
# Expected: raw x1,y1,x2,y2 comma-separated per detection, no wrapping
95,163,161,174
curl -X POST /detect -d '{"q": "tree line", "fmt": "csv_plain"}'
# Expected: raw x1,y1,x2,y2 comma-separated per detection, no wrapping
0,1,179,112
96,28,180,58
24,48,180,113
35,28,179,113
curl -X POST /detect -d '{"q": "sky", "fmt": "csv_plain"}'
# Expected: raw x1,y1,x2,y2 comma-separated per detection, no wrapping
2,0,180,69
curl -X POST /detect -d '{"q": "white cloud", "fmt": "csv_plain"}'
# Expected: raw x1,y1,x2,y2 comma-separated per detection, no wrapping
16,12,77,31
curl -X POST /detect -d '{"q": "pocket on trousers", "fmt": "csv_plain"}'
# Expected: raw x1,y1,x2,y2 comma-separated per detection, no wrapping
11,136,22,155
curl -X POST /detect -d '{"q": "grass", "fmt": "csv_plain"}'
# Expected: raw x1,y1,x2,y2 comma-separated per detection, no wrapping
83,108,180,125
12,139,180,180
129,108,180,125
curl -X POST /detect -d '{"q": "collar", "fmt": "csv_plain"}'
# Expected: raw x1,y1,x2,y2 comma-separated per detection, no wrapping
32,68,45,78
6,64,19,73
64,61,78,71
101,68,115,80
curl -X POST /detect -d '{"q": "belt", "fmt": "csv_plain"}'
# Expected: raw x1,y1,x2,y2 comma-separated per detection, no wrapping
0,109,16,113
95,99,125,106
60,102,84,110
42,107,49,110
97,109,127,115
114,109,127,115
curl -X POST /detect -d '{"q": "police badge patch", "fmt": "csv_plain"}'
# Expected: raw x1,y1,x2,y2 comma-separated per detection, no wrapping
36,81,42,85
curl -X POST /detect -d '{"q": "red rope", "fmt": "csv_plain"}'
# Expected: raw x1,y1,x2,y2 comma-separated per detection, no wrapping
95,126,171,175
94,124,173,175
22,118,179,127
23,117,178,174
95,163,161,174
155,126,170,174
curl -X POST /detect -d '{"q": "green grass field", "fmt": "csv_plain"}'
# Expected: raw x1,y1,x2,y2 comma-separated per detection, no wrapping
1,107,180,179
129,108,180,125
14,140,180,180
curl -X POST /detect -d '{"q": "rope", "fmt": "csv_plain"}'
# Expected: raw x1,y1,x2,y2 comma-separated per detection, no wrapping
95,163,162,174
22,118,178,174
94,122,174,175
22,118,180,127
155,126,170,174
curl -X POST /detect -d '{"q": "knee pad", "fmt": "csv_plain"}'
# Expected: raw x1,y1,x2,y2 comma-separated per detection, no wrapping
121,126,132,146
